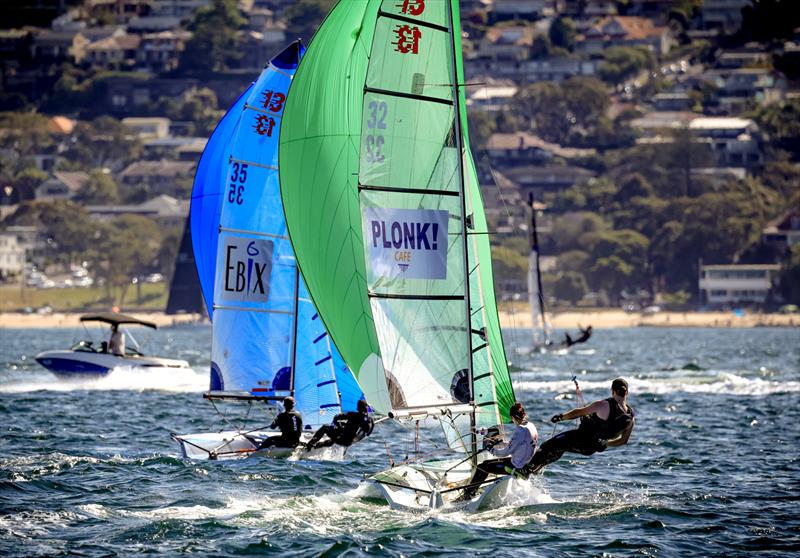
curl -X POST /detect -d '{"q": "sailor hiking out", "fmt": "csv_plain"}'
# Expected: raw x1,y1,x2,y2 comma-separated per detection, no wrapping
306,399,374,450
460,402,538,501
528,378,635,474
257,396,303,449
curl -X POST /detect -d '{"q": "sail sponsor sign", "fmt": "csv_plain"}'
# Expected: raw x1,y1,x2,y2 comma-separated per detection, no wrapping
218,236,273,303
363,207,448,280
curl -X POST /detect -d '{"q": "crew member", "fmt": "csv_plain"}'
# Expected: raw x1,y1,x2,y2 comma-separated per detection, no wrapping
109,324,125,356
459,402,538,501
306,399,373,450
258,396,303,449
528,377,634,474
563,325,592,347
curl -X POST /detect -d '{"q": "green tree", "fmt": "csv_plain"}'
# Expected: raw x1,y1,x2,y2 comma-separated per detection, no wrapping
553,270,588,303
12,167,48,201
589,255,634,304
597,46,655,84
467,108,497,148
179,0,245,74
514,81,569,143
155,87,220,136
754,99,800,158
558,249,591,273
65,117,142,171
492,245,527,284
4,201,100,266
778,245,800,304
75,169,119,204
759,162,800,210
285,0,336,42
562,77,609,132
549,17,576,51
97,215,163,304
155,225,183,282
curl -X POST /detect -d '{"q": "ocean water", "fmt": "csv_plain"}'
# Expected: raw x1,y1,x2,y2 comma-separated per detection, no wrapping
1,325,798,557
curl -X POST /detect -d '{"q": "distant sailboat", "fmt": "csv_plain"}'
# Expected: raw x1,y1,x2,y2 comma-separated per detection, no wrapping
527,193,592,351
279,0,521,508
165,218,205,316
172,41,365,460
527,193,552,350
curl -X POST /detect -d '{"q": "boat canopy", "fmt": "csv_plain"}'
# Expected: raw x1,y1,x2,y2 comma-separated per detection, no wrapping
79,313,158,329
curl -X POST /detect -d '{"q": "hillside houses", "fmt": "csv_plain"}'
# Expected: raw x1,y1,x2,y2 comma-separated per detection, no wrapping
576,16,672,56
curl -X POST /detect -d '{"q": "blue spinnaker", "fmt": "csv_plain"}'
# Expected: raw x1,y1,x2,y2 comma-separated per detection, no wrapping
207,41,365,428
190,84,253,319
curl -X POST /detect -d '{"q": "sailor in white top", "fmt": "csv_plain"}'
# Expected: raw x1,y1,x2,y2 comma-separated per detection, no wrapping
460,402,539,500
109,325,126,356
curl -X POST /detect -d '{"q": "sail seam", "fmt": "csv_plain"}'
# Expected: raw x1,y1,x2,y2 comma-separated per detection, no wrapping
368,293,464,301
359,184,459,197
364,86,453,106
377,10,449,33
219,226,289,240
243,102,285,118
229,157,278,171
213,305,292,314
267,62,292,79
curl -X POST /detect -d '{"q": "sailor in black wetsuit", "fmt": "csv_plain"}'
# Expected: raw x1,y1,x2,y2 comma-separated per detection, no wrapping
257,396,303,449
305,399,374,450
528,378,635,474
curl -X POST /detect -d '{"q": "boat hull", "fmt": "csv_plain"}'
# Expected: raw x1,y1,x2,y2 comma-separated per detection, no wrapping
172,430,326,461
35,350,191,377
362,457,515,510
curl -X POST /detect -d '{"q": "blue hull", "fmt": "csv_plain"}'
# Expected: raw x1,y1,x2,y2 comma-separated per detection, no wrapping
35,357,110,376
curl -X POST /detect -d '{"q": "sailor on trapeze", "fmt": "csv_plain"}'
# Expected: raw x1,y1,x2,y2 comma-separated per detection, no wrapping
528,378,635,474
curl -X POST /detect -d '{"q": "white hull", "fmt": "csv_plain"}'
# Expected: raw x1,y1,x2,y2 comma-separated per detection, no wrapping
361,458,517,511
172,430,342,461
35,350,191,377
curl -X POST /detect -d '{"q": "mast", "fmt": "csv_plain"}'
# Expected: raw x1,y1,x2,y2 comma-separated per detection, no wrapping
289,265,300,396
446,0,477,460
528,192,549,346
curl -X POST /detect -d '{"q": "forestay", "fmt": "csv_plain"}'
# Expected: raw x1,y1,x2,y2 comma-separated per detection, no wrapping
280,0,515,440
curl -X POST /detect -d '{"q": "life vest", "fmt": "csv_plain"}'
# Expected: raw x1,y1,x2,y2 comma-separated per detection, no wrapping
579,397,635,441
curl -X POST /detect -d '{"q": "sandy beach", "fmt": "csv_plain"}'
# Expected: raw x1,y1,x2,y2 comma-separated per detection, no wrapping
0,309,796,329
498,308,798,329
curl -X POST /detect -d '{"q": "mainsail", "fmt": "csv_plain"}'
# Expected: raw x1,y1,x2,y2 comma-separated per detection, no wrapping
280,1,515,434
202,41,363,429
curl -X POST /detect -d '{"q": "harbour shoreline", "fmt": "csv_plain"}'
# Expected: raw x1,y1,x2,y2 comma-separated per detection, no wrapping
0,309,796,329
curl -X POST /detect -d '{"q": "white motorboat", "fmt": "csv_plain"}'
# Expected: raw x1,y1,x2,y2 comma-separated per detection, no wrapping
35,313,190,377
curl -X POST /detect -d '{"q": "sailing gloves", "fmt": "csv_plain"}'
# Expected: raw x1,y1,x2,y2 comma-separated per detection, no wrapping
551,414,564,423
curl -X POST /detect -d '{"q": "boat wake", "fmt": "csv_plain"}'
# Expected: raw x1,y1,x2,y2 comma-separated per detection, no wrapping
0,365,207,393
515,373,800,396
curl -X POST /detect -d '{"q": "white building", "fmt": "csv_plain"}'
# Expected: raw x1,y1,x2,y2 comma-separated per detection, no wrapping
0,231,25,280
699,264,781,306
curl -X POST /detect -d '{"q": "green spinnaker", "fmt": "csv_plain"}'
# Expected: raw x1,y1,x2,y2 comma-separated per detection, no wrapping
279,0,514,423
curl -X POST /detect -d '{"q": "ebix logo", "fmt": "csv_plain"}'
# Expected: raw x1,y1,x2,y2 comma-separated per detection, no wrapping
220,237,273,303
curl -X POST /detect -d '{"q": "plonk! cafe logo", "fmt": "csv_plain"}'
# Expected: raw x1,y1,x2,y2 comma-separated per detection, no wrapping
221,238,273,303
371,219,439,273
365,207,448,280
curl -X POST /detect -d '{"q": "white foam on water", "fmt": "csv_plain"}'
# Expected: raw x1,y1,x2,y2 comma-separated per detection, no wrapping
0,365,207,393
515,373,800,396
0,509,83,538
287,445,346,462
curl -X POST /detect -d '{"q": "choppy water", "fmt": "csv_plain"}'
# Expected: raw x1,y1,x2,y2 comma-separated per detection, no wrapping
1,325,799,557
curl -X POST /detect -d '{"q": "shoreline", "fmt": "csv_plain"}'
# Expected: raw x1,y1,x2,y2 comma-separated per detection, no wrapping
0,309,797,329
498,309,798,329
